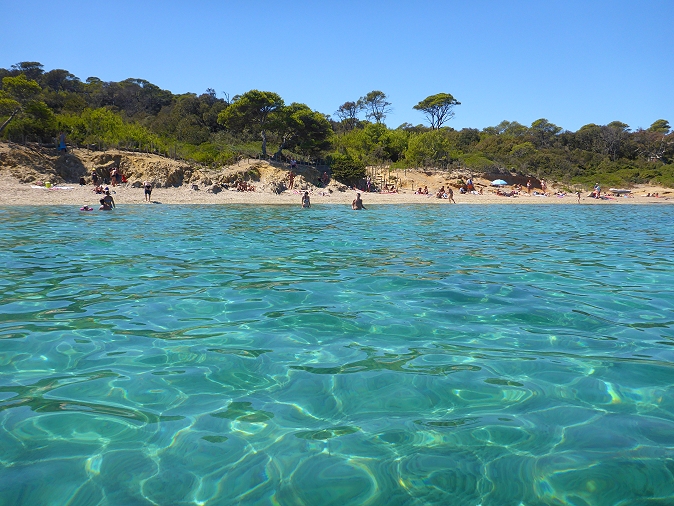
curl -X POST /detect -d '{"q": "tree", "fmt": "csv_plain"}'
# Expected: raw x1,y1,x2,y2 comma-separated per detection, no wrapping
510,141,536,159
633,127,673,162
493,120,528,137
358,90,391,124
334,101,362,130
600,121,630,161
329,153,365,184
413,93,460,129
10,62,44,81
648,119,670,133
41,69,81,92
217,90,284,155
273,103,332,157
574,123,603,153
0,74,43,135
457,128,481,149
529,118,562,148
404,130,455,167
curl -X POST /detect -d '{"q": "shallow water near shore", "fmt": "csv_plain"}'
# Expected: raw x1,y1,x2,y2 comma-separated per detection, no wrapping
1,204,673,505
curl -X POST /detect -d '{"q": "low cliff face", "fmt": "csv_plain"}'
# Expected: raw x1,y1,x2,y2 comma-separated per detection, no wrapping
1,141,535,194
0,142,200,187
0,142,337,193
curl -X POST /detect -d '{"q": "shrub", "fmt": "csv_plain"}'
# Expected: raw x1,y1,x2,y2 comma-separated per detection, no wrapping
328,153,365,184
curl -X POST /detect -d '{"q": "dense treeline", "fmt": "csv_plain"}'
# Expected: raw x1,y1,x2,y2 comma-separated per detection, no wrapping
1,61,673,187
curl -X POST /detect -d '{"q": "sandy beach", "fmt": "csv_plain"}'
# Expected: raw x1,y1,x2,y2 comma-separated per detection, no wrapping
1,143,672,207
1,175,672,207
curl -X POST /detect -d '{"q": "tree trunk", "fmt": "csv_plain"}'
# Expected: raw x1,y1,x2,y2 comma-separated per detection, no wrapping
261,130,267,156
275,134,291,158
0,107,21,135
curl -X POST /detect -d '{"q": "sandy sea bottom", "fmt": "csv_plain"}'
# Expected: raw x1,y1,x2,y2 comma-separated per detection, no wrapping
1,204,673,505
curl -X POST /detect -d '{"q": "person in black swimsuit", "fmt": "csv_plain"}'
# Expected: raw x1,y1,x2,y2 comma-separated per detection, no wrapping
143,180,153,202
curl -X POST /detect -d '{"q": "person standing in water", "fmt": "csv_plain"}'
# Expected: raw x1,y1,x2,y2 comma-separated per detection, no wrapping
301,191,311,208
352,193,366,210
100,190,115,210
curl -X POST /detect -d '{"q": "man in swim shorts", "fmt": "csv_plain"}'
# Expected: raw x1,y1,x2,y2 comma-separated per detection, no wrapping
352,193,366,210
143,180,153,202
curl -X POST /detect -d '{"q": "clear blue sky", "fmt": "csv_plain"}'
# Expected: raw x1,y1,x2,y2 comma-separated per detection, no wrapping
2,0,672,132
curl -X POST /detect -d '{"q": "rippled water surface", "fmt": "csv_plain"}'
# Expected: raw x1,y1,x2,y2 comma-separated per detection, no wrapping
1,204,673,505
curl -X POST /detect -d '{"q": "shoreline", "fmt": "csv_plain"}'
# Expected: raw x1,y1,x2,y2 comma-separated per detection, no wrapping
2,180,672,207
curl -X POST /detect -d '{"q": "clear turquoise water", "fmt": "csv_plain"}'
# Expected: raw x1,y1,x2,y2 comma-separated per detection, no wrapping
1,204,673,506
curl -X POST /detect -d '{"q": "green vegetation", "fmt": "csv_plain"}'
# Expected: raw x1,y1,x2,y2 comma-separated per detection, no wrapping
1,61,672,188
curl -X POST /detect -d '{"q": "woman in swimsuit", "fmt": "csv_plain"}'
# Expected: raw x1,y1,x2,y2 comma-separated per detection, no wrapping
99,191,115,210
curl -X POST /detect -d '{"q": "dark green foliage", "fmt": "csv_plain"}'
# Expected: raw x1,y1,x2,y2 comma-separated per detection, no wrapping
218,90,284,155
413,93,460,129
328,153,366,184
1,60,672,189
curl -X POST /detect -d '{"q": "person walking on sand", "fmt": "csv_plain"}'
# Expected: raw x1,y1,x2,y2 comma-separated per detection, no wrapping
527,179,532,194
352,193,366,210
577,190,581,203
143,180,153,202
301,191,311,208
447,187,456,203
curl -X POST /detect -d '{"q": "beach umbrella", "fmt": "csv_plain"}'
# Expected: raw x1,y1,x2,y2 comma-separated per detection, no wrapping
491,179,508,186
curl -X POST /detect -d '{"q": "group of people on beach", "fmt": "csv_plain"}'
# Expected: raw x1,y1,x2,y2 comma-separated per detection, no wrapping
80,175,154,211
80,190,115,211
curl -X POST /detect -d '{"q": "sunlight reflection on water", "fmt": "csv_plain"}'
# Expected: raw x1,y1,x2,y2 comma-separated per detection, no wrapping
0,204,673,505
